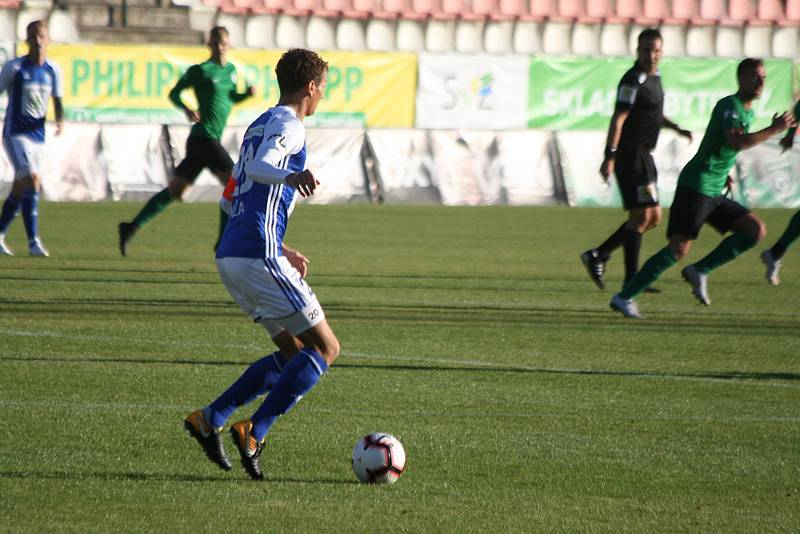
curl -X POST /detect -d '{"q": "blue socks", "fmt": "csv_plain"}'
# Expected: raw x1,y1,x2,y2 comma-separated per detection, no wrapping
0,195,20,234
250,349,328,443
21,190,39,245
206,351,289,429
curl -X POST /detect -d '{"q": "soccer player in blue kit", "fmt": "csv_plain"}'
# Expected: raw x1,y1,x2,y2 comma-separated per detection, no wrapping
184,49,340,480
0,20,63,257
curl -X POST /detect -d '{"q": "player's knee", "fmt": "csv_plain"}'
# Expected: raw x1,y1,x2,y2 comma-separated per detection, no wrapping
754,219,767,243
318,336,340,365
671,241,691,260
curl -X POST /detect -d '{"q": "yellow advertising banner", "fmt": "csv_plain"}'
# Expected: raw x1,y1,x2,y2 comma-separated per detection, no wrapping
23,44,416,127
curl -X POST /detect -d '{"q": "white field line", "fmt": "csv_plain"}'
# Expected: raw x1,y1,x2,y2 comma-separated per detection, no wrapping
0,399,798,424
2,327,800,390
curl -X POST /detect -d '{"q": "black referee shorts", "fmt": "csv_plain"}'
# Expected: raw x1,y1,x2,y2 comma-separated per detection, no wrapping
614,145,659,211
174,135,234,184
667,186,750,240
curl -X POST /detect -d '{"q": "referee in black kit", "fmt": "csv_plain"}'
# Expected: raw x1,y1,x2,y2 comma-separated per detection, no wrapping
581,28,693,292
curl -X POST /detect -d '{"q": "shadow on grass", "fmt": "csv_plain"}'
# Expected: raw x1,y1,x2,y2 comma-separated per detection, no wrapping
5,355,800,383
0,470,355,485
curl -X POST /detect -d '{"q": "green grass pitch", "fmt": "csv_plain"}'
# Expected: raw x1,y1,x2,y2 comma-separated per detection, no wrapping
1,202,798,532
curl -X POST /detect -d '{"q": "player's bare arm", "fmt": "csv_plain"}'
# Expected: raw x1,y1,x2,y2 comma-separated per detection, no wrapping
285,169,319,197
53,96,64,135
662,116,692,142
724,111,797,151
600,109,629,181
282,244,309,278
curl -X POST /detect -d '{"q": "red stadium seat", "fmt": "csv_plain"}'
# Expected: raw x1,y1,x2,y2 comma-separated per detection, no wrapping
407,0,435,17
440,0,466,16
788,0,800,20
585,0,612,18
642,0,669,20
672,0,715,24
699,0,726,21
348,0,379,16
558,0,585,18
380,0,408,16
530,0,559,19
614,0,641,20
497,0,528,17
757,0,785,22
727,0,754,21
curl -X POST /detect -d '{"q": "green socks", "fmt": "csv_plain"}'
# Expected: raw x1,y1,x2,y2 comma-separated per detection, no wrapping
620,246,678,299
771,210,800,260
694,231,757,274
131,188,174,228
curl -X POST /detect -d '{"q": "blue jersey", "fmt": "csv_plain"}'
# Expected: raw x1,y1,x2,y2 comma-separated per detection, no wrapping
0,56,62,142
216,106,307,259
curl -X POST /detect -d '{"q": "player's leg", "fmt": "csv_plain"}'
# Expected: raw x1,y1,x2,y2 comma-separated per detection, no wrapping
230,319,339,480
0,136,46,256
118,136,203,256
226,257,339,479
0,178,22,255
610,187,703,317
621,149,661,288
207,139,235,251
684,201,763,304
624,205,662,291
761,209,800,285
204,329,301,430
17,173,48,257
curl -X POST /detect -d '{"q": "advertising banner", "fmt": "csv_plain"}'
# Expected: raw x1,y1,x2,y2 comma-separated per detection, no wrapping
736,136,800,208
416,54,529,129
26,44,416,128
368,130,557,205
529,58,794,131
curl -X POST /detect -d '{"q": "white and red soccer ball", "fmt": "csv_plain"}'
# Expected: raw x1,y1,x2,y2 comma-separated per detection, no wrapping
351,433,406,484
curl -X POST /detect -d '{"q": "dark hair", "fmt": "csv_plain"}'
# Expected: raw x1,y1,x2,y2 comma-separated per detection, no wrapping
26,20,47,38
209,26,229,42
737,57,764,80
275,48,329,95
637,28,662,47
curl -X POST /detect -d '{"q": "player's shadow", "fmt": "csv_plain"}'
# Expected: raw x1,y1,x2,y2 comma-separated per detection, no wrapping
0,470,355,485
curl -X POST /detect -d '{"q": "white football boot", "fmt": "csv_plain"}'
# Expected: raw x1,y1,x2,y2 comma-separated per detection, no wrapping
0,234,12,256
609,293,642,319
760,250,782,286
28,237,49,257
681,264,710,306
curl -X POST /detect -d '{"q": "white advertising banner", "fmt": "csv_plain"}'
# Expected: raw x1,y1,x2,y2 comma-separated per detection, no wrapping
416,54,529,130
494,131,557,206
557,130,699,208
369,129,558,206
102,124,171,201
305,129,369,204
367,129,442,204
0,123,107,201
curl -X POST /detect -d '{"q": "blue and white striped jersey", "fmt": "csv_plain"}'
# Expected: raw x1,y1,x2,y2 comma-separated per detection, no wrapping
0,56,62,142
216,105,307,259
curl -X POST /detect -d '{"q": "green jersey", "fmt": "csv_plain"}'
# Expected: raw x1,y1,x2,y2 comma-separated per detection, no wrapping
168,59,250,140
677,95,753,197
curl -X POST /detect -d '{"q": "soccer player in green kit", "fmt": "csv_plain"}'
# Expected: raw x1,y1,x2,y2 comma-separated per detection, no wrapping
760,99,800,285
118,26,254,256
610,58,797,318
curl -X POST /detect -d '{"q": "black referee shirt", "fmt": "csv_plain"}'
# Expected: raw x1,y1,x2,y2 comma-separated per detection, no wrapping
614,63,664,150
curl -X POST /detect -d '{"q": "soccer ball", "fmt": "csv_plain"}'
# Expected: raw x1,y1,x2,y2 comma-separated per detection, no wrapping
351,433,406,484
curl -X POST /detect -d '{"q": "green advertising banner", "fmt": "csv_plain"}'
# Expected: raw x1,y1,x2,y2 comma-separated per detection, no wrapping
528,58,795,131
